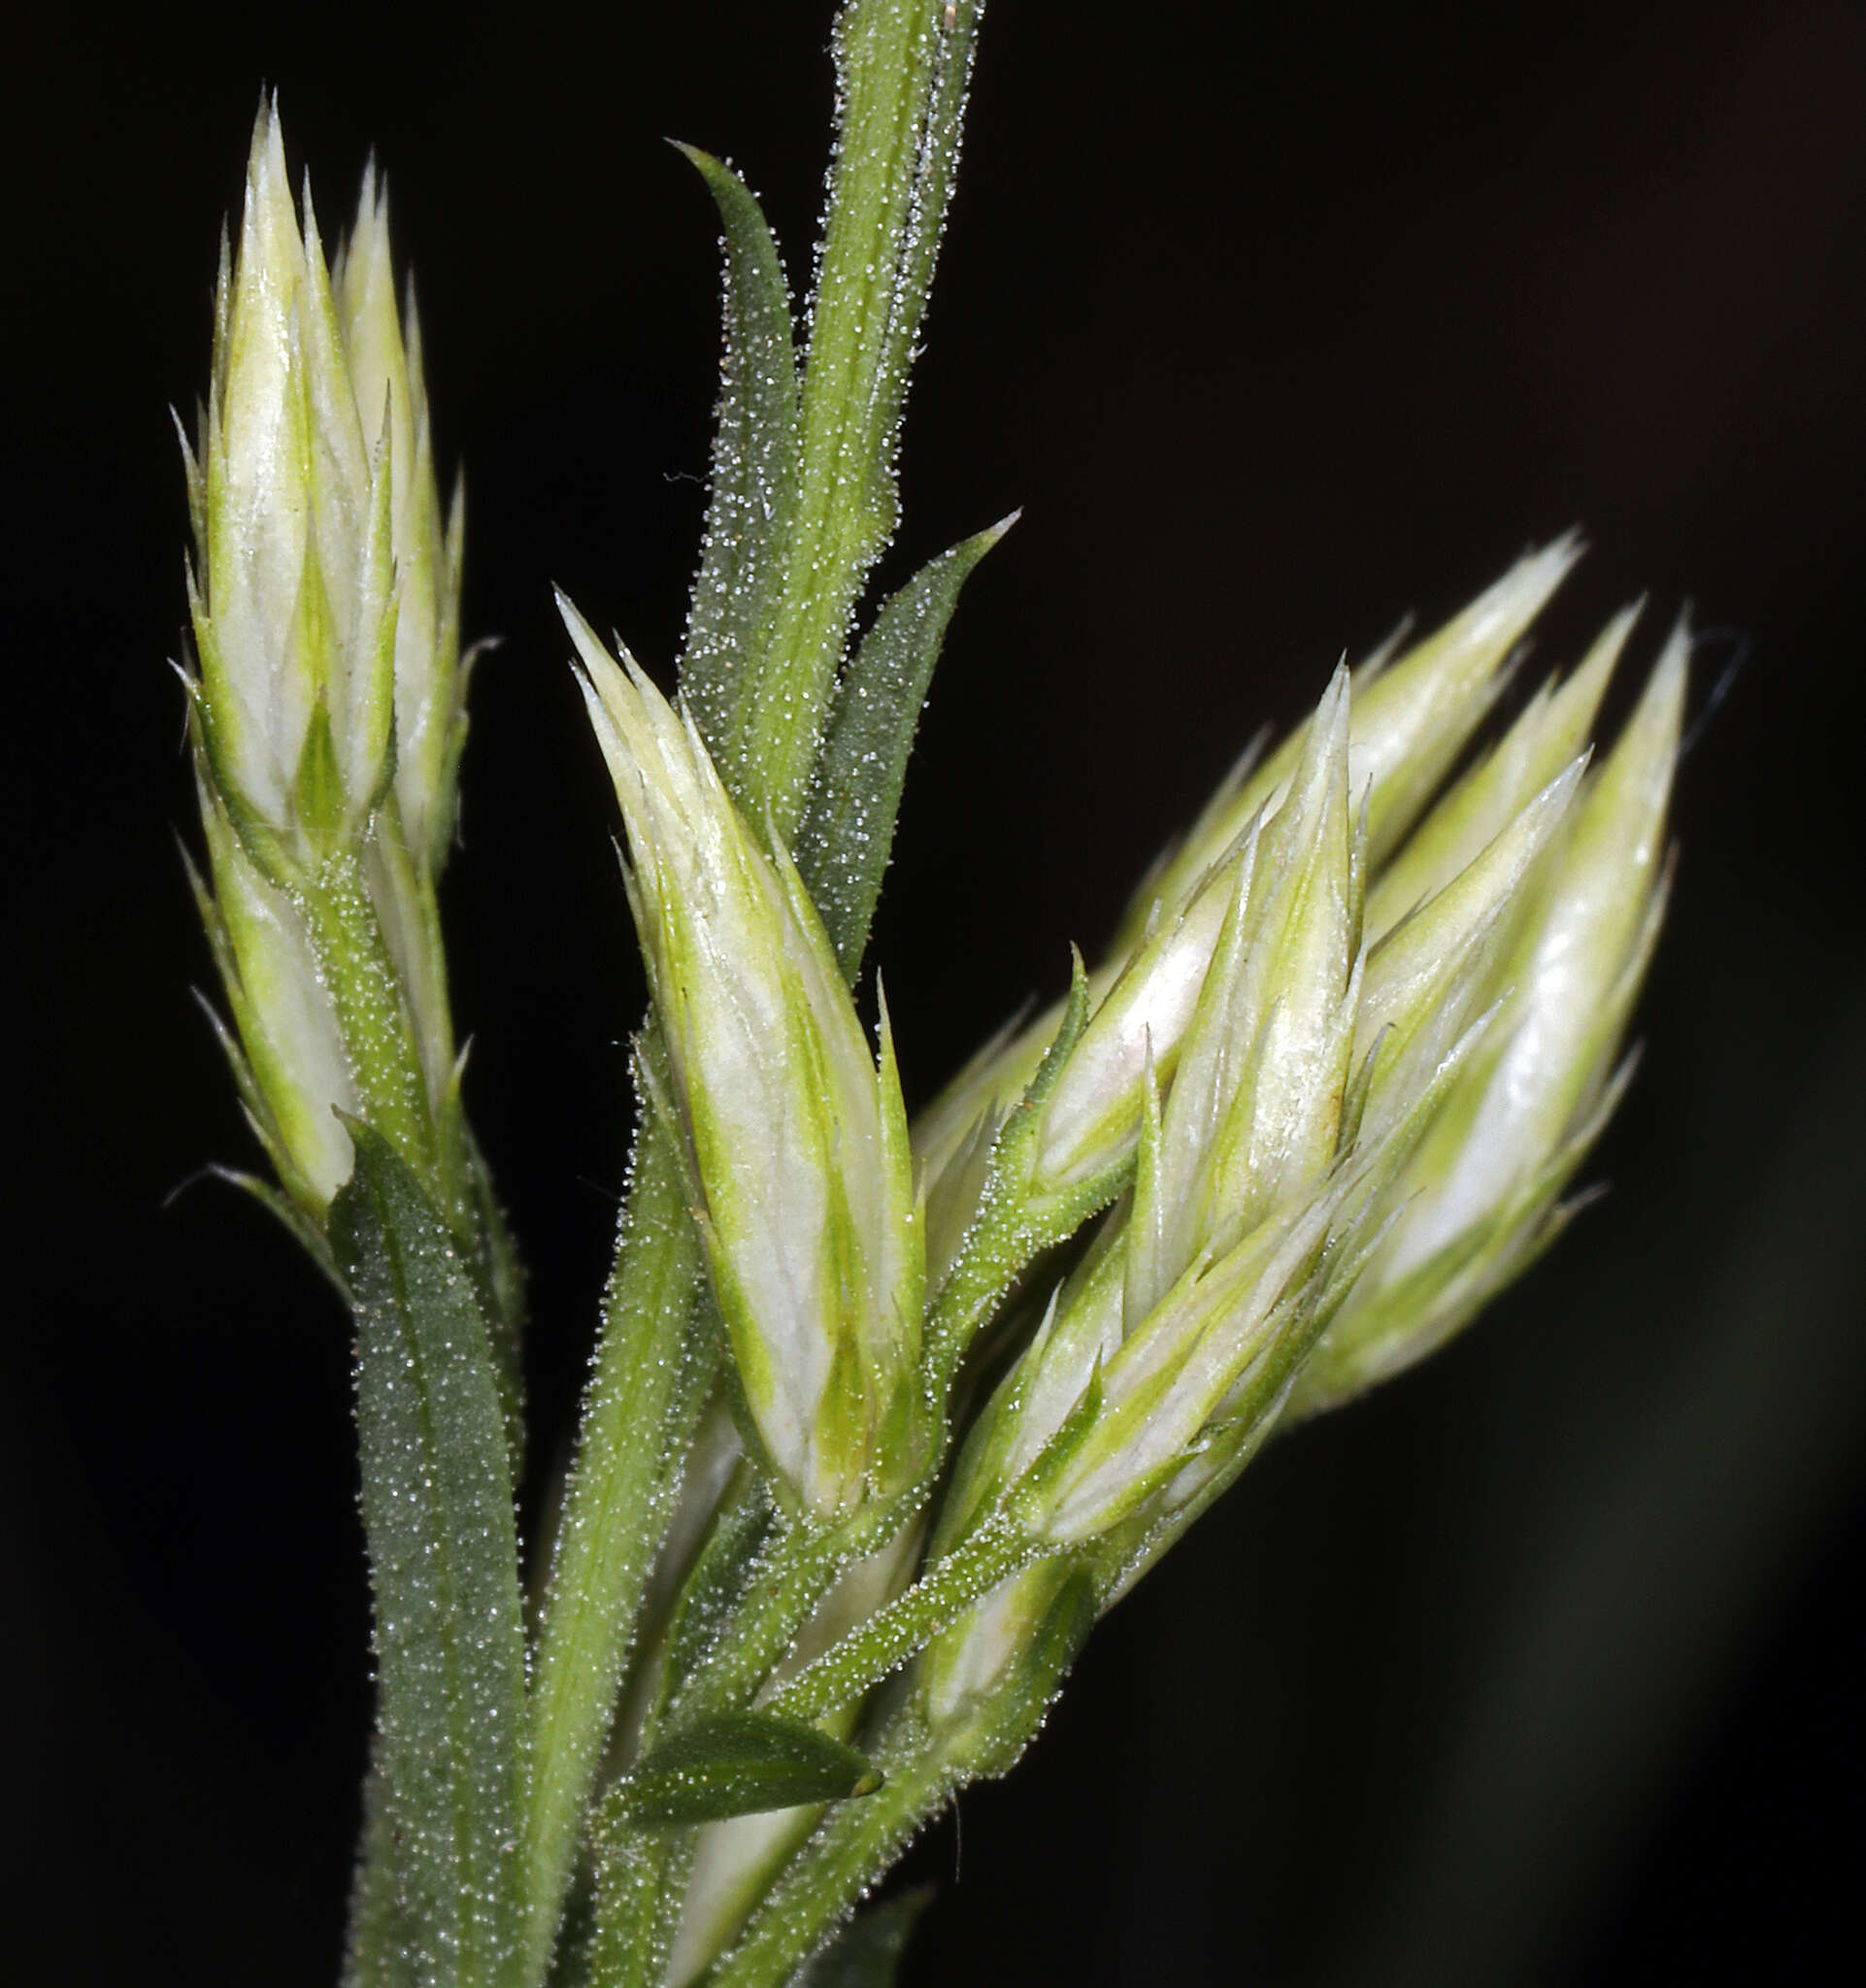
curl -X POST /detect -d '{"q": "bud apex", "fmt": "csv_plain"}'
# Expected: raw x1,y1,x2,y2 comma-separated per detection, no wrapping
1365,602,1634,943
564,599,926,1520
920,544,1590,1215
1118,537,1582,946
186,102,463,869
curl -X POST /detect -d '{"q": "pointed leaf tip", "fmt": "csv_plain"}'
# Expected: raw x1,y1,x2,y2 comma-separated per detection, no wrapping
794,522,1007,977
675,145,801,776
616,1710,883,1829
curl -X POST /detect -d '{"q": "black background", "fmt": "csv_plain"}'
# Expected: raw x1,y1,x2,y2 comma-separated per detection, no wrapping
6,2,1865,1981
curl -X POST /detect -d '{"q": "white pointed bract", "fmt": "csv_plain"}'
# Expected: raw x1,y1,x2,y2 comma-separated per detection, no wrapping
183,104,467,1209
563,598,926,1523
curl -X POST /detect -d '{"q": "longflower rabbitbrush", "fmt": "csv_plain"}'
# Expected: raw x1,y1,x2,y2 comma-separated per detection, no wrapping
172,4,1686,1984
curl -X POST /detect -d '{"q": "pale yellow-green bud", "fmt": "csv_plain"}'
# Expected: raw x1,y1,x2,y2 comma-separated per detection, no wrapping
564,598,926,1522
929,1191,1356,1586
913,540,1587,1226
1295,619,1687,1411
184,104,463,863
181,105,468,1212
187,778,358,1207
920,671,1358,1252
928,612,1660,1573
1122,667,1360,1322
1117,534,1583,947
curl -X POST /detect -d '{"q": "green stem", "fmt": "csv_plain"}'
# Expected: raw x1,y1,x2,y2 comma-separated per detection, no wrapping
336,1128,531,1988
701,1716,953,1988
587,1811,691,1988
309,831,534,1976
667,1511,885,1723
735,0,983,838
708,1564,1094,1986
296,847,439,1180
765,1521,1035,1725
665,1172,1084,1738
520,1100,712,1987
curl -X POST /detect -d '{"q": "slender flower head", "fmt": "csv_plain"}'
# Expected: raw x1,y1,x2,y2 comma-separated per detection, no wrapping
934,671,1366,1555
1295,620,1687,1411
565,598,926,1522
180,104,467,1211
182,101,465,866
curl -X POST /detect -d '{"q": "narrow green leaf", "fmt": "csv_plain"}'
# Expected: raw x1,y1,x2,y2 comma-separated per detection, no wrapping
673,145,801,775
794,515,1013,978
459,1114,528,1480
789,1887,933,1987
868,0,984,491
616,1712,883,1828
585,1810,670,1988
331,1124,529,1988
294,848,436,1177
341,1751,418,1988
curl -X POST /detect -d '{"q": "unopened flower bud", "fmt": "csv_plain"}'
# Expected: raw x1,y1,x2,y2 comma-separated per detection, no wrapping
1122,666,1360,1321
1296,620,1687,1410
1121,535,1583,944
930,1189,1356,1590
933,606,1673,1586
1364,602,1634,943
931,680,1372,1557
183,105,463,861
916,542,1587,1227
182,105,468,1210
565,602,926,1522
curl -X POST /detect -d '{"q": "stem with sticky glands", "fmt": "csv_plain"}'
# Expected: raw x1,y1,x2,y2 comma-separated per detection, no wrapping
733,0,983,838
520,1059,713,1987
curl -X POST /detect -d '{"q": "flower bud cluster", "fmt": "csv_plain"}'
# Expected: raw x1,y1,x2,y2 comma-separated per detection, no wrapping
911,540,1588,1219
926,566,1682,1597
181,105,467,1209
